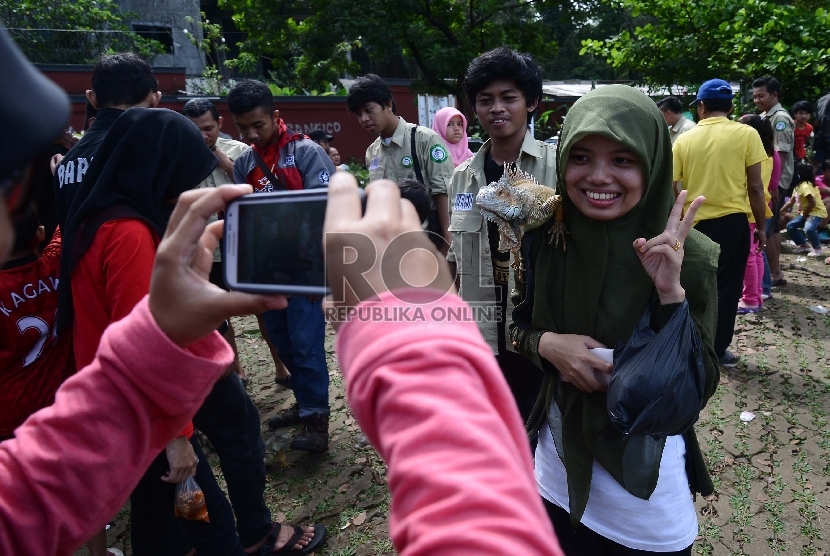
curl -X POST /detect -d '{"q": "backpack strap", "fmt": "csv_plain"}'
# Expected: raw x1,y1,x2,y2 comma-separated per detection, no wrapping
411,125,424,184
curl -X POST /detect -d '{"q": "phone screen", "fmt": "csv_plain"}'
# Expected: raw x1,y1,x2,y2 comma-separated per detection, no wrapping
235,197,327,290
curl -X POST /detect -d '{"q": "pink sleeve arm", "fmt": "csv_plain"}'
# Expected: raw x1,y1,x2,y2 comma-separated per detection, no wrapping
770,150,782,192
337,289,562,556
0,297,233,555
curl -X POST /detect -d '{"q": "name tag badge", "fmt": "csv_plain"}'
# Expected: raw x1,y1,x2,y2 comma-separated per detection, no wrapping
369,157,380,170
453,192,475,211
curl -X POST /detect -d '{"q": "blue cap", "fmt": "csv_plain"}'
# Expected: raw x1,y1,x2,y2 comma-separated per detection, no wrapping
689,79,734,107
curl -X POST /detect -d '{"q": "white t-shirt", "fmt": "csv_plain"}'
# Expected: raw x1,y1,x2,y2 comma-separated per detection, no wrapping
536,421,698,552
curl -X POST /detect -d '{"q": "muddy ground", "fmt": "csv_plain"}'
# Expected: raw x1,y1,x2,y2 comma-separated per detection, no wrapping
78,248,830,556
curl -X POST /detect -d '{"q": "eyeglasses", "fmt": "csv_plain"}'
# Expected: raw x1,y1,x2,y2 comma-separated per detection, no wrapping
0,164,34,216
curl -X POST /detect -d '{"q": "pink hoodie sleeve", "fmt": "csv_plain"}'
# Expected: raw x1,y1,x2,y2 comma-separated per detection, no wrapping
337,289,562,556
0,296,233,556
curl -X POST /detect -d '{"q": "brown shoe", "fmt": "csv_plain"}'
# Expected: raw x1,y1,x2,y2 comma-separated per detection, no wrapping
267,404,302,429
290,413,329,452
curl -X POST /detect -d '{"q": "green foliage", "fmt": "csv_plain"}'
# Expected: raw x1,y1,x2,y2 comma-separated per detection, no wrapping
581,0,830,101
218,0,568,102
1,0,165,64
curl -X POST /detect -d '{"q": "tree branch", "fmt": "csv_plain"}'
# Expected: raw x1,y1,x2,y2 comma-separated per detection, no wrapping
414,0,460,47
405,38,457,96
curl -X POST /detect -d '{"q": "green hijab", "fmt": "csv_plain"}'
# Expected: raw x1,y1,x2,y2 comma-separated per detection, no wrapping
529,85,719,522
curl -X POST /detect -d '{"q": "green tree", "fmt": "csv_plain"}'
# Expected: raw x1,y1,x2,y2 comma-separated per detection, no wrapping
1,0,164,64
219,0,565,103
581,0,830,100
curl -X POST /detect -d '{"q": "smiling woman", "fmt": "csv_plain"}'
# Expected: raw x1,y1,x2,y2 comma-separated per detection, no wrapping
509,85,721,556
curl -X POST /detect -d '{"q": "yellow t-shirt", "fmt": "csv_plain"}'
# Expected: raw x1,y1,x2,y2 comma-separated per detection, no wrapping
673,117,768,224
750,156,774,224
794,181,828,218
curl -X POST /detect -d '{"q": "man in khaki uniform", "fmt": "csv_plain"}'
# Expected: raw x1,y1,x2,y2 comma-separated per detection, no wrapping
657,96,696,144
347,74,453,250
448,47,554,421
753,76,794,287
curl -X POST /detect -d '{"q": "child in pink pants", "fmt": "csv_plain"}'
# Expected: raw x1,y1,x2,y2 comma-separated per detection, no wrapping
739,115,778,313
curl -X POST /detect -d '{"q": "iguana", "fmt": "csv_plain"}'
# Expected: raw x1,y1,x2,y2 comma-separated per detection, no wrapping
476,162,567,275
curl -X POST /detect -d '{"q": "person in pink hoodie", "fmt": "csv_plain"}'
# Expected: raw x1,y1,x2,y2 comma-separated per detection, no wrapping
431,106,475,167
1,26,562,554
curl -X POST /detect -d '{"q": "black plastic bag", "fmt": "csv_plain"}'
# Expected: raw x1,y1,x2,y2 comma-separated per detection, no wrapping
607,300,706,438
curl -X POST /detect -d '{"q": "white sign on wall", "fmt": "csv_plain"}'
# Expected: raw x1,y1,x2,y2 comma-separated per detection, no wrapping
417,95,456,127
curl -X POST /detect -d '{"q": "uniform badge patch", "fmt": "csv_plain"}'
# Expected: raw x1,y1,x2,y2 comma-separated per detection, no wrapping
369,157,380,170
453,192,475,211
430,145,449,163
284,154,296,166
775,121,786,131
401,156,413,168
318,170,330,185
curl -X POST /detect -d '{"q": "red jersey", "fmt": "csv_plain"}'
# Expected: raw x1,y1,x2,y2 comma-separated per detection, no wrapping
0,229,75,436
794,122,813,159
71,218,192,438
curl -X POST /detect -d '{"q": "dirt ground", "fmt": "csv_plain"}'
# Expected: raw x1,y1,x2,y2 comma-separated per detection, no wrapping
77,249,830,556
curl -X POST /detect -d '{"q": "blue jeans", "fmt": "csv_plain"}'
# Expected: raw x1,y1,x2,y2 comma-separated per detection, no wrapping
786,214,822,249
193,374,272,548
262,297,329,418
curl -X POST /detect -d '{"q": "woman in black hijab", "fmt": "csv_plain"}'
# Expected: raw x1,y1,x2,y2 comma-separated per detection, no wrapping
59,107,254,556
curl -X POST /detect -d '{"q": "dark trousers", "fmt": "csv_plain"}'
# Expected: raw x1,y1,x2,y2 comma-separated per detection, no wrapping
262,297,329,418
193,373,272,548
694,213,750,358
496,349,544,425
543,499,692,555
130,437,245,556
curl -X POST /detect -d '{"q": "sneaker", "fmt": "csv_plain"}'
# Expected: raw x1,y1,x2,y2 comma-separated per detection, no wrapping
290,413,330,452
267,404,302,429
107,550,124,556
819,229,830,243
718,349,738,368
761,293,772,301
792,245,811,254
807,248,823,257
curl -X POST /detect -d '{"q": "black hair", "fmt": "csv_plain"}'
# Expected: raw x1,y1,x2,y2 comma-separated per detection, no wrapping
182,98,220,122
346,74,396,114
227,80,275,116
397,178,431,223
91,53,158,109
752,75,780,96
792,100,813,115
83,100,97,132
700,98,733,114
739,114,774,157
795,162,815,184
11,203,40,254
656,96,683,114
821,160,830,173
462,47,543,116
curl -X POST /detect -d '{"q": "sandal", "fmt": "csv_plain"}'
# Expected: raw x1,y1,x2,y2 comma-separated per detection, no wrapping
274,376,291,388
258,522,327,555
771,278,787,287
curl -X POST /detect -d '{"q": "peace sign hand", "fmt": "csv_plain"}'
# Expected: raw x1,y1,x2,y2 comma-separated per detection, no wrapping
632,190,706,305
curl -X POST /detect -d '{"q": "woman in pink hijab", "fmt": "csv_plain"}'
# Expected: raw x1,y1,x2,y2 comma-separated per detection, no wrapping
432,106,474,167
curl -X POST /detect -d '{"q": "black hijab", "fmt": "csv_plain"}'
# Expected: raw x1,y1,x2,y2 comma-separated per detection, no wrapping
58,107,218,330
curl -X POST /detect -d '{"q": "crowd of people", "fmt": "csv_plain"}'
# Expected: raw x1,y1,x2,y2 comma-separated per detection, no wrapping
1,16,828,556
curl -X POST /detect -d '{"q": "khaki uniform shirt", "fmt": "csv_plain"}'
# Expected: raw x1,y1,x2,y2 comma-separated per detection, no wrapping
764,103,795,189
365,117,451,197
447,131,557,354
198,137,249,261
669,116,696,144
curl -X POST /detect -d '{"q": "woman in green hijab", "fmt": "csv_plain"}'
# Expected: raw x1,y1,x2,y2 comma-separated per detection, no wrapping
510,85,720,554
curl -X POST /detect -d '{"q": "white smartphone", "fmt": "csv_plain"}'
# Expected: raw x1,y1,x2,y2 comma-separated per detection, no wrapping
223,188,352,296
